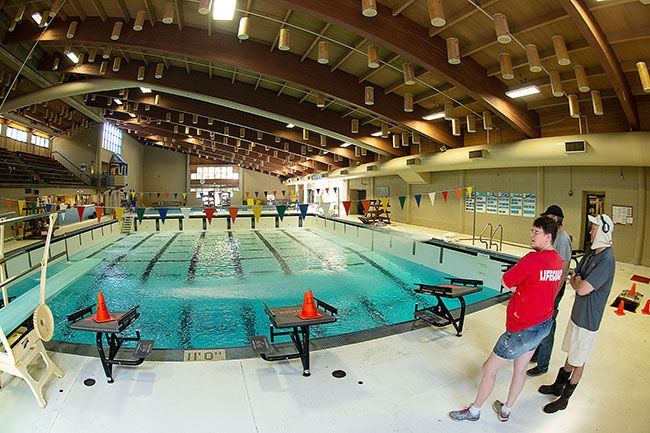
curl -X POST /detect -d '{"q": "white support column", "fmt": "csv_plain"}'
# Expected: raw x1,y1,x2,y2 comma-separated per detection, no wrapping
537,167,545,213
459,171,466,233
633,167,646,264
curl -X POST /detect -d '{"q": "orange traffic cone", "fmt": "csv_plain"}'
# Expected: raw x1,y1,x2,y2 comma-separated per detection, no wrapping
629,283,637,296
642,300,650,315
614,299,626,316
297,290,323,319
93,291,116,323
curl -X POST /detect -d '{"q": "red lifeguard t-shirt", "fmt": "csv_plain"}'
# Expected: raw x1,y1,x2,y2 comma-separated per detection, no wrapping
502,250,563,332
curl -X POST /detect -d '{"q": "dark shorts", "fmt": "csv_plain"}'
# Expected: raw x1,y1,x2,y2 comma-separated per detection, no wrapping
493,317,553,360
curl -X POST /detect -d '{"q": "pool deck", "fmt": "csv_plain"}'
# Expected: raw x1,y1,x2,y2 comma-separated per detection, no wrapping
1,219,649,432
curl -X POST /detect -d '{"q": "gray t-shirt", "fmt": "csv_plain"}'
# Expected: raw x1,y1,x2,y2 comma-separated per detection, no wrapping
554,230,572,263
570,247,615,331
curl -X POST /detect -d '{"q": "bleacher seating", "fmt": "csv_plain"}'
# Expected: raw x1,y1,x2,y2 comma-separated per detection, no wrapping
0,148,85,186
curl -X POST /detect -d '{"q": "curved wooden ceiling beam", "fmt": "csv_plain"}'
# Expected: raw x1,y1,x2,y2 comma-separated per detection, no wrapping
5,18,457,148
266,0,539,138
558,0,639,130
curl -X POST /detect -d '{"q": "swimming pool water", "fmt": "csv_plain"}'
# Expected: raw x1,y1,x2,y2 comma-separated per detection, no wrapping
17,228,500,349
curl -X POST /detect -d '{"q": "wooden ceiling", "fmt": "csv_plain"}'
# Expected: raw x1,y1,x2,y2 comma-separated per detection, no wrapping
0,0,648,179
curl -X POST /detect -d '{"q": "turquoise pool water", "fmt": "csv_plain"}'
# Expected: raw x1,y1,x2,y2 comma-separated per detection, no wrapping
9,229,500,349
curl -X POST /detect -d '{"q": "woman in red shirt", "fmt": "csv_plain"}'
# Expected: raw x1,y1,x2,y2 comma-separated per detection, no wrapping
450,216,563,423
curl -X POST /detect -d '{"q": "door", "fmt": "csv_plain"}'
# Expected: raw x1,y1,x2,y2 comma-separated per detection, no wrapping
582,192,605,251
355,189,366,215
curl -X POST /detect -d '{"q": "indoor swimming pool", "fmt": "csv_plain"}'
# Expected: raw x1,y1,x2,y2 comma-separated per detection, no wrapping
8,228,502,349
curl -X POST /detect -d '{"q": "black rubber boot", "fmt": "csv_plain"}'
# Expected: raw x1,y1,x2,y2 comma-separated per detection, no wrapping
543,382,577,414
538,368,571,396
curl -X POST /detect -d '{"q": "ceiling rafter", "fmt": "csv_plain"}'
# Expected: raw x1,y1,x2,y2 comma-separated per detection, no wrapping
428,0,500,37
270,9,292,53
330,37,366,72
558,0,638,130
116,0,131,22
143,0,155,27
358,53,400,83
89,0,107,21
265,0,539,138
174,0,183,31
68,0,87,21
392,0,416,17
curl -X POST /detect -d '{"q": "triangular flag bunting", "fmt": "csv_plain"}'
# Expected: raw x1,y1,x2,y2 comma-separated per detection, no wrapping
115,207,124,221
204,207,216,224
276,205,287,221
334,187,338,193
182,192,187,199
322,202,331,214
298,203,309,219
361,199,372,214
467,186,473,195
140,192,144,198
77,206,85,221
165,192,170,198
455,188,461,200
282,190,286,196
398,196,406,209
252,205,263,222
264,191,268,198
135,207,146,223
45,203,53,212
31,202,37,212
245,192,250,198
157,192,161,198
325,188,330,194
174,192,178,199
96,207,104,222
115,191,120,198
381,197,389,212
180,207,191,220
342,201,352,215
414,195,422,207
429,192,436,206
6,199,11,208
18,200,25,215
147,192,153,198
255,191,259,198
158,208,168,223
228,207,239,222
442,191,448,202
316,189,320,195
273,190,277,196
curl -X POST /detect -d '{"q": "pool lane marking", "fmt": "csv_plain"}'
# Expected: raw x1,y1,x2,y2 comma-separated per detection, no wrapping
141,233,181,283
178,303,193,349
253,231,291,275
101,233,156,273
305,229,417,298
279,230,339,272
358,295,389,326
227,231,245,280
186,231,207,282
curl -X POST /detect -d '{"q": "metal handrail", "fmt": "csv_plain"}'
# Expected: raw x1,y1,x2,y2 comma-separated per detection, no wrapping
479,223,492,249
492,224,503,251
51,151,93,185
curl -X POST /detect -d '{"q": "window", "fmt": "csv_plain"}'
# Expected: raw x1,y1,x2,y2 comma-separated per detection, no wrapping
192,165,239,180
31,134,50,148
102,122,122,154
6,126,28,142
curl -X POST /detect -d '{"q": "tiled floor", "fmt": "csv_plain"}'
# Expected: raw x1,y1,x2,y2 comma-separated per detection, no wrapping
1,220,649,432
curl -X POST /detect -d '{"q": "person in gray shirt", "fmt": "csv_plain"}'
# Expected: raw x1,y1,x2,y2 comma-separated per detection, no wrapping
528,205,572,377
538,214,615,414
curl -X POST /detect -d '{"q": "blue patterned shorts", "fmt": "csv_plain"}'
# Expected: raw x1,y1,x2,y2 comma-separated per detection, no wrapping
493,317,553,360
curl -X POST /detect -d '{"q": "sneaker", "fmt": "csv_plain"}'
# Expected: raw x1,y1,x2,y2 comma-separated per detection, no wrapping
527,366,549,377
449,407,480,422
492,400,510,422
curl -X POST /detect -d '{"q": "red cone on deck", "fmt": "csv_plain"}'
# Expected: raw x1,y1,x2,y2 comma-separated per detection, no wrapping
642,300,650,315
629,283,636,296
614,299,626,316
297,290,323,320
93,291,116,323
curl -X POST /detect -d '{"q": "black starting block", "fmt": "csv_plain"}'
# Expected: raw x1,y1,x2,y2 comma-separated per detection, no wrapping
68,305,154,383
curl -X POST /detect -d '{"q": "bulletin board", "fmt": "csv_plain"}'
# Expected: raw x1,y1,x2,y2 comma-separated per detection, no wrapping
612,205,633,225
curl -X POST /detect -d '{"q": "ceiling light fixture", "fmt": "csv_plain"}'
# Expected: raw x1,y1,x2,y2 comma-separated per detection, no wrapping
422,111,445,120
113,99,123,105
31,12,43,25
140,87,152,93
371,131,382,137
213,0,236,20
505,85,540,98
65,50,79,64
286,123,295,128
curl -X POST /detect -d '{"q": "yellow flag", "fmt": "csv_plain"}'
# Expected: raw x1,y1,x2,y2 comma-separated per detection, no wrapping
247,198,254,206
18,200,26,215
115,207,124,221
252,205,263,222
467,186,473,195
182,192,187,199
381,197,389,211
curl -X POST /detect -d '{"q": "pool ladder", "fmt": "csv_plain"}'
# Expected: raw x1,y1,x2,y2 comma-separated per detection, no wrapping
121,214,134,234
479,223,503,251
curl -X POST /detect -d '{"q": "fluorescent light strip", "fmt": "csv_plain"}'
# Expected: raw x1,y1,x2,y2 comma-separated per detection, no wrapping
422,111,445,121
371,131,382,137
505,85,541,98
340,142,353,147
286,123,295,128
140,87,152,93
31,12,42,25
213,0,236,20
113,98,123,105
65,50,79,64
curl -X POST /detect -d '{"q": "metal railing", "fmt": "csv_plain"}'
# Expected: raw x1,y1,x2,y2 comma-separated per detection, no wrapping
479,223,492,249
479,223,504,251
50,151,92,185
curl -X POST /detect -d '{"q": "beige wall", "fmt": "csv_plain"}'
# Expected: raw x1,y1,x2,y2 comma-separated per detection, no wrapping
142,146,187,199
239,168,285,204
365,166,650,265
51,125,98,169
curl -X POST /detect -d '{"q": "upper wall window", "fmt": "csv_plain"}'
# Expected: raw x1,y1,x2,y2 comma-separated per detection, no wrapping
6,126,28,142
31,134,50,148
102,122,122,154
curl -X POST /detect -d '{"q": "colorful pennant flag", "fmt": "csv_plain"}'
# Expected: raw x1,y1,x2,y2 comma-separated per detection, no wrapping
5,199,11,208
255,191,259,198
322,202,331,214
342,201,352,215
135,207,146,223
334,187,338,194
398,196,406,209
442,191,448,202
276,205,287,221
158,208,168,223
252,205,263,222
228,207,239,222
381,197,389,212
298,203,309,219
282,190,286,196
429,192,436,206
96,207,104,222
76,206,85,221
455,188,462,200
45,203,53,212
467,186,473,196
180,207,191,219
115,207,124,221
174,192,178,199
414,195,422,207
182,192,187,199
361,199,372,214
157,192,161,198
30,202,37,212
264,191,268,198
204,207,216,224
147,192,153,198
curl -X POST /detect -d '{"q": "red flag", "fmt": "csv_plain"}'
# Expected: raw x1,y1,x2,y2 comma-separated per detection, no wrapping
96,207,104,222
325,188,329,194
76,206,85,221
342,201,352,215
5,199,11,208
455,188,461,200
204,207,216,224
228,207,239,222
361,199,372,214
442,191,448,202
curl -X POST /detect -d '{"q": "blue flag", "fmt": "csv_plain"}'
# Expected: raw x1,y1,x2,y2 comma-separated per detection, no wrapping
414,194,422,207
158,208,168,223
298,203,309,219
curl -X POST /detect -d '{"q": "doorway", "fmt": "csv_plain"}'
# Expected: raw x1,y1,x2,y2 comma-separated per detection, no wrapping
582,192,605,251
349,189,366,215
